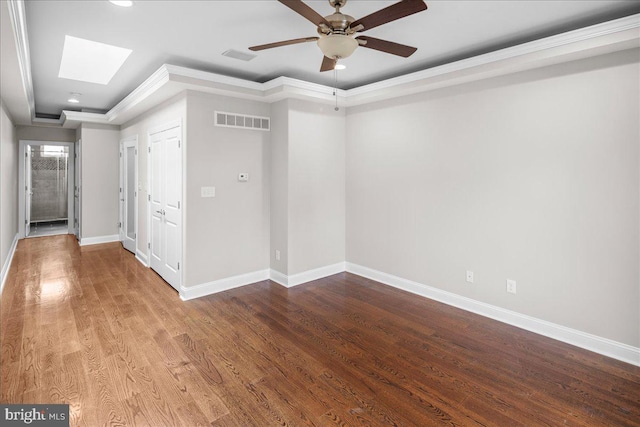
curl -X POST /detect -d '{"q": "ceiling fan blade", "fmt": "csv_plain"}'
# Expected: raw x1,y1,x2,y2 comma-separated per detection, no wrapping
278,0,330,27
320,56,337,72
249,37,319,51
350,0,427,32
355,36,417,58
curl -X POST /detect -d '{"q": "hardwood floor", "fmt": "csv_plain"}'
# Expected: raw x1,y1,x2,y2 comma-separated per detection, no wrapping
1,235,638,426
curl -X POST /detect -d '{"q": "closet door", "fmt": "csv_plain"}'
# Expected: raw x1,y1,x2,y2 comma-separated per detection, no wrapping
148,123,182,290
161,126,181,287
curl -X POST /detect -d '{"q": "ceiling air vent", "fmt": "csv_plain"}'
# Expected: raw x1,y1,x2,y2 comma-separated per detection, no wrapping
221,49,257,62
215,111,270,132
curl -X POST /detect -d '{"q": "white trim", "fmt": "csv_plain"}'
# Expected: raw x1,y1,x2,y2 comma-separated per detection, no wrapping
0,234,19,295
272,262,346,288
107,65,171,121
79,234,120,246
179,262,347,300
347,14,640,101
135,249,148,267
180,269,270,301
269,269,289,287
345,262,640,367
148,118,181,136
7,0,35,122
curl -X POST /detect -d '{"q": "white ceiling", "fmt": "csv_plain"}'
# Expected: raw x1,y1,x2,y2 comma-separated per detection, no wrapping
2,0,639,122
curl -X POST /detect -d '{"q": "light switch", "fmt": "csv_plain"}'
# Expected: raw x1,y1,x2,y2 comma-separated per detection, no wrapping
201,186,215,198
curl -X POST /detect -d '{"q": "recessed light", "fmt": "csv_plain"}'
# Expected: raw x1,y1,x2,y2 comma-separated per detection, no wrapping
58,35,132,85
109,1,133,7
335,64,346,70
67,93,81,103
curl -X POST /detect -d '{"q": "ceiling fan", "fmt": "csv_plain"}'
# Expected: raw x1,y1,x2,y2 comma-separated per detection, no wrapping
249,0,428,72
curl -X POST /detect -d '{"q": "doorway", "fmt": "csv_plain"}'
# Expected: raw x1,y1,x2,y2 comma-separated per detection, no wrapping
18,140,76,239
119,136,138,254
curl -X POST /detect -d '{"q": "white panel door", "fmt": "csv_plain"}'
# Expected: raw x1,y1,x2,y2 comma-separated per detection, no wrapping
161,127,181,287
148,124,182,291
149,132,164,275
120,139,137,254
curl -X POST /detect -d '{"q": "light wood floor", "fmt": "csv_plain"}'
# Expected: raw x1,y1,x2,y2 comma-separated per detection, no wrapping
1,235,639,426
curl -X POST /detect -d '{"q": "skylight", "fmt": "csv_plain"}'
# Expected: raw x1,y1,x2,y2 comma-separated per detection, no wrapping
58,35,132,85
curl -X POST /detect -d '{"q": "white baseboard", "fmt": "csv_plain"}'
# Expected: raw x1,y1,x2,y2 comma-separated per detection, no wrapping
0,233,19,295
180,262,347,301
269,269,289,287
180,269,270,301
345,262,640,367
135,249,148,267
271,262,346,288
79,234,120,246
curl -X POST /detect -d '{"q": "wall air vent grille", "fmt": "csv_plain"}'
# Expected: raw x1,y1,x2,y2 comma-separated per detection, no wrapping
215,111,270,132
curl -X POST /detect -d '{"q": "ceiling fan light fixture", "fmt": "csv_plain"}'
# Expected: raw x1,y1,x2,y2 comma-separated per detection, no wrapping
317,34,358,59
334,63,346,70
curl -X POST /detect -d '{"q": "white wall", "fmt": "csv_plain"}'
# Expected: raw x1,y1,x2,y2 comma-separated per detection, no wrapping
346,49,640,347
1,101,18,286
185,91,270,287
121,93,187,261
79,123,120,240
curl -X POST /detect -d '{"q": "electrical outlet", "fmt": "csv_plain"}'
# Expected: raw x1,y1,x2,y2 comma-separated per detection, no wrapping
275,250,280,261
506,279,517,294
466,271,474,283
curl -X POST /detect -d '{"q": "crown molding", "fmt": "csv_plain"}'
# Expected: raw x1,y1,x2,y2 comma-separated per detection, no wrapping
45,13,639,128
107,64,172,121
7,0,35,123
61,110,110,128
346,13,640,106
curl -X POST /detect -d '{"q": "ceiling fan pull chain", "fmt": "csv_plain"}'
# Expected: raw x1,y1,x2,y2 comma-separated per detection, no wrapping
334,67,339,111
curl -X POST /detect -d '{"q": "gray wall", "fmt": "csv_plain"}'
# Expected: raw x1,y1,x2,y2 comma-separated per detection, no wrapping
79,124,120,239
346,49,640,347
1,101,18,280
270,100,289,274
185,91,270,287
288,99,345,275
16,125,76,143
268,99,346,277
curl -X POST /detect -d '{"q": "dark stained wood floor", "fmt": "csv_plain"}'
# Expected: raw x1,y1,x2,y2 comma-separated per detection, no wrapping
1,235,639,426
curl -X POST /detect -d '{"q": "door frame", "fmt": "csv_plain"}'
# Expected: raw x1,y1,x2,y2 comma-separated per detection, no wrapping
74,139,82,241
18,140,76,239
119,135,138,254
